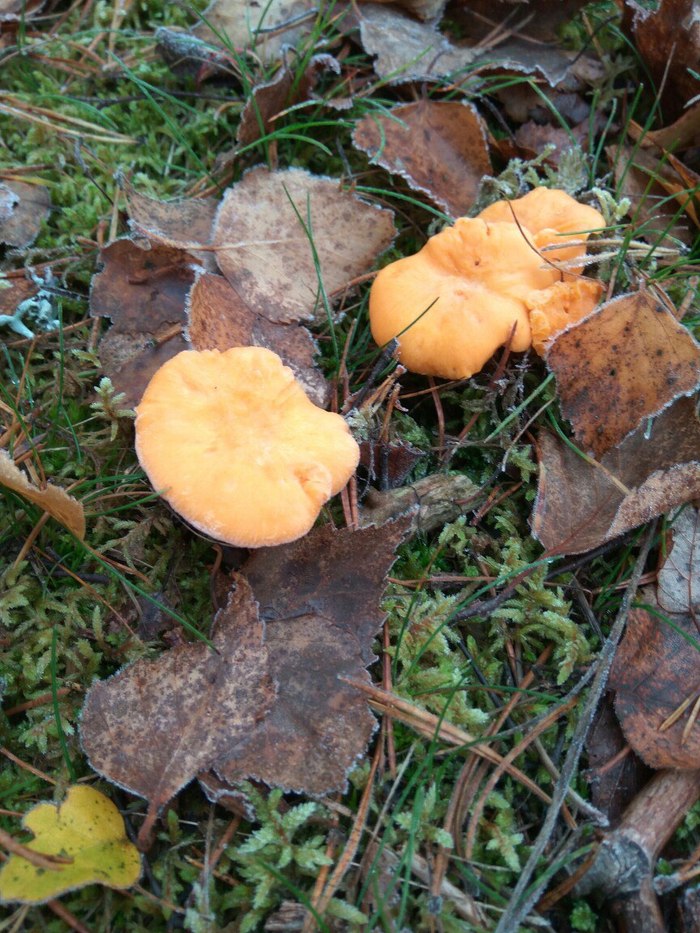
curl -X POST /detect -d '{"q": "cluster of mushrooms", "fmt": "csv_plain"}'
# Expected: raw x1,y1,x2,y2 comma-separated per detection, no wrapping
135,188,604,548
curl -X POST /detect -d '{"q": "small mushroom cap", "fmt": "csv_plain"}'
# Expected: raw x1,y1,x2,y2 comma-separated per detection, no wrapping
477,187,604,265
135,347,360,547
526,278,605,355
370,217,559,379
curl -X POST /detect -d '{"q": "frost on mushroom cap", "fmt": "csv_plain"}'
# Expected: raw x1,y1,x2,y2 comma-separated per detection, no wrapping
477,187,604,265
135,347,360,547
369,217,554,380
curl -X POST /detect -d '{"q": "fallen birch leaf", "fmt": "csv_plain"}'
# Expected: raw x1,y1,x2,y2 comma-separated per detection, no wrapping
0,179,51,249
80,579,276,846
352,100,491,218
531,397,700,555
186,271,328,407
213,166,396,323
610,606,700,770
194,0,316,64
122,177,219,271
621,0,700,122
547,290,700,458
0,449,85,540
89,239,194,407
357,1,600,86
213,520,410,794
0,786,141,905
237,54,340,147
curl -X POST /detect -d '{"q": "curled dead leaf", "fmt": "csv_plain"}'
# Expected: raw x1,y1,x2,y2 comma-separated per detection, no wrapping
353,100,491,218
0,449,85,540
531,397,700,556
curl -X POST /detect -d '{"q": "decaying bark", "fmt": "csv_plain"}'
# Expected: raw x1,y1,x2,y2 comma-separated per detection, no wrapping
575,769,700,932
359,472,481,533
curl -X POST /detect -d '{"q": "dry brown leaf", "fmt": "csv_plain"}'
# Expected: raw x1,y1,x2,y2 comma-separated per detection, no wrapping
80,579,277,845
212,166,396,324
186,271,328,407
658,507,700,616
194,0,316,64
358,437,424,490
0,449,85,540
547,290,700,458
237,54,340,147
586,696,652,823
121,178,219,271
530,397,700,556
357,1,600,86
0,275,38,317
213,520,409,794
356,5,476,83
0,180,51,249
513,123,590,167
610,607,700,770
621,0,700,122
352,100,491,218
628,102,700,154
89,240,195,408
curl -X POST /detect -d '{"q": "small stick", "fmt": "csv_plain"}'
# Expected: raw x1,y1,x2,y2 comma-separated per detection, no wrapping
0,746,57,785
0,827,73,869
47,899,92,933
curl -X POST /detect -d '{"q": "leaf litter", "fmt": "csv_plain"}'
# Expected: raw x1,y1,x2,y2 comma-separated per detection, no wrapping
610,507,700,769
186,270,328,407
5,1,700,928
352,100,491,218
212,166,396,324
80,579,277,847
0,448,85,540
547,289,700,458
0,179,50,249
212,519,411,796
81,520,408,838
89,239,194,408
531,397,700,556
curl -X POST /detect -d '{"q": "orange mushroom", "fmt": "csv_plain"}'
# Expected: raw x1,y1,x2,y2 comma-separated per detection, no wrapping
369,188,604,378
477,186,604,266
135,347,360,547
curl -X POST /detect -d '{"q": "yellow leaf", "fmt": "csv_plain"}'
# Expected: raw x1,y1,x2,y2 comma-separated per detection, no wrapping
0,449,85,540
0,785,141,904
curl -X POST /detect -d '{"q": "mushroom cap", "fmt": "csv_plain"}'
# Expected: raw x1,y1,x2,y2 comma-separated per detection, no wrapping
477,187,604,265
370,217,558,379
526,278,605,355
135,347,360,547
